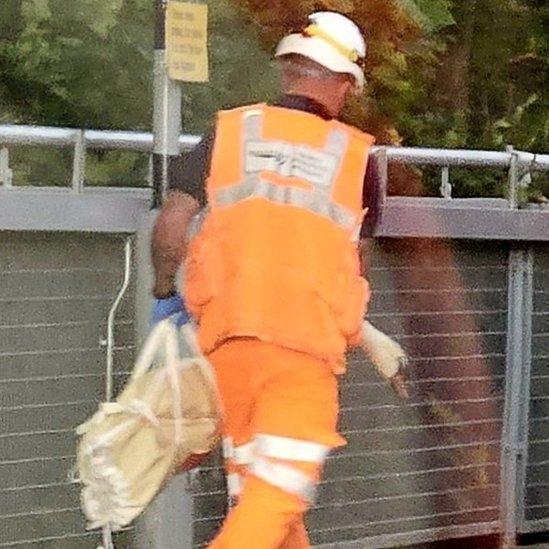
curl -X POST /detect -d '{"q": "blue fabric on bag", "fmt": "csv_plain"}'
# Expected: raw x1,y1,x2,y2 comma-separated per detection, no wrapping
150,293,191,327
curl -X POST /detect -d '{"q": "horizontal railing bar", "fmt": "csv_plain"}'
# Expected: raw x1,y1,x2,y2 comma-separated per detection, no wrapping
313,483,500,511
0,126,80,146
348,353,506,366
317,508,499,531
0,455,75,466
0,532,100,548
0,370,130,385
366,310,508,319
340,396,504,413
320,462,499,486
0,319,132,330
194,505,499,526
0,506,81,520
0,400,96,413
0,345,134,359
327,439,501,460
0,294,111,303
527,481,549,488
314,521,500,549
0,481,76,493
1,125,548,169
341,375,505,389
528,459,549,467
341,418,502,436
374,288,506,295
369,265,508,272
0,267,122,275
0,428,73,440
0,373,108,384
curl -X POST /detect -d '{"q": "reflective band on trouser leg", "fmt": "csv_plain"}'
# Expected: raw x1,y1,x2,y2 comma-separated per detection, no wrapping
250,457,317,504
223,438,254,498
255,434,330,463
226,473,242,498
222,437,240,498
222,437,234,460
233,442,254,466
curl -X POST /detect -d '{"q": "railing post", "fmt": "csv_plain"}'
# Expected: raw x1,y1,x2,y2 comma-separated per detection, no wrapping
500,245,534,548
507,145,519,209
0,147,13,187
71,129,86,193
375,146,388,211
440,166,452,199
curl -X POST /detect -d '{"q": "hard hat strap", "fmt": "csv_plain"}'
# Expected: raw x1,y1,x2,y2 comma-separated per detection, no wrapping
302,24,360,63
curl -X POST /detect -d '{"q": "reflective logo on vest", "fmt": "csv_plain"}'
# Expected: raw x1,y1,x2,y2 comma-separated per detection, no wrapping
245,141,337,188
213,109,362,232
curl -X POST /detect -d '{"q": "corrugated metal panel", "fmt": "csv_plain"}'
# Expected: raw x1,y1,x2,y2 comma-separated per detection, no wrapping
0,232,135,548
524,244,549,532
191,239,508,547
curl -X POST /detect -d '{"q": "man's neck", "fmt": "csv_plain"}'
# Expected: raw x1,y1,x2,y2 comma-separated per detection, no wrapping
284,86,341,118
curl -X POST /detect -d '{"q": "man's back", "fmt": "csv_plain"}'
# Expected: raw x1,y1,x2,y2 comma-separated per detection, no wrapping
184,103,374,368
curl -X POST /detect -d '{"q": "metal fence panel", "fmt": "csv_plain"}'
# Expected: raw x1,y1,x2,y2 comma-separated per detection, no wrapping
522,243,549,534
0,232,134,548
190,238,508,547
0,227,546,547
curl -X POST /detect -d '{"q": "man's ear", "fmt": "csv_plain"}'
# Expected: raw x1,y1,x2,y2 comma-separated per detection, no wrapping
338,78,353,95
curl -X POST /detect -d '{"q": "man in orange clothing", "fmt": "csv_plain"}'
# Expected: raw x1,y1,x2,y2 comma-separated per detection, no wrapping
151,11,408,548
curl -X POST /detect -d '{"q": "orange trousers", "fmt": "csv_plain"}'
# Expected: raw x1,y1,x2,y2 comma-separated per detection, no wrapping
206,338,344,549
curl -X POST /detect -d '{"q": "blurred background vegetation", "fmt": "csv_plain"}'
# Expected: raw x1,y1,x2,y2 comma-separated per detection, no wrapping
0,0,547,197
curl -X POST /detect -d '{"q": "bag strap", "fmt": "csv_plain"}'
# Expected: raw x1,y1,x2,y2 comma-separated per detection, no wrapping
131,319,179,380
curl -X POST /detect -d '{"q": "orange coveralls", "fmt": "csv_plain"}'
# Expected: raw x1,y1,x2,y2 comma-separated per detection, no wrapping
184,104,373,548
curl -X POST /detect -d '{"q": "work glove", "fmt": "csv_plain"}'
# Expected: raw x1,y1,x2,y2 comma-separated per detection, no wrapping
359,320,410,400
150,293,191,327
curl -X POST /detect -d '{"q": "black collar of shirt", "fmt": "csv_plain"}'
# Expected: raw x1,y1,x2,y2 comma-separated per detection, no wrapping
272,94,334,121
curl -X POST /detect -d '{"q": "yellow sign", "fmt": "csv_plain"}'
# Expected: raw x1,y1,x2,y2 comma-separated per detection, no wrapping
166,2,208,82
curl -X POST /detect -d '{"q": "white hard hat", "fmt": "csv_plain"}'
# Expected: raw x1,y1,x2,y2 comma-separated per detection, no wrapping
275,12,367,90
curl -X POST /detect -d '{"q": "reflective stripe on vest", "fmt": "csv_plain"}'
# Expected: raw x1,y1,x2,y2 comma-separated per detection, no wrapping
255,434,330,463
250,457,317,503
212,110,358,231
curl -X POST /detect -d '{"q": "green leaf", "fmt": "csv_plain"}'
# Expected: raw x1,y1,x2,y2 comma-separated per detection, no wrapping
398,0,455,32
21,0,51,24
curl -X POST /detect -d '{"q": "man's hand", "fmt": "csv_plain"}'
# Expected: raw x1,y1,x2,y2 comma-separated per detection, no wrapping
359,320,410,400
389,370,410,400
150,293,191,327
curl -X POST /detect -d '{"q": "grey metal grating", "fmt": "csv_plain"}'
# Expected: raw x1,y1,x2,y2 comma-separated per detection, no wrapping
524,244,549,532
190,239,508,547
0,232,135,548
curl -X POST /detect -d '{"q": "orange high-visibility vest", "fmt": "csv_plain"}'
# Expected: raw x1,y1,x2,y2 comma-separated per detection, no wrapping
184,104,374,369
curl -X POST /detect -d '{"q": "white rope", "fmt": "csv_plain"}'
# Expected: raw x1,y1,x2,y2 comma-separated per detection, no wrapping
100,524,114,549
101,237,132,549
106,238,132,401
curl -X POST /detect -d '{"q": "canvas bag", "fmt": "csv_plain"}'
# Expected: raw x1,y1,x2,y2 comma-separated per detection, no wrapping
75,319,221,531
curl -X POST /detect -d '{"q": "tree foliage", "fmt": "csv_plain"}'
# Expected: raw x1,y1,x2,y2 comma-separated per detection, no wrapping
0,0,546,197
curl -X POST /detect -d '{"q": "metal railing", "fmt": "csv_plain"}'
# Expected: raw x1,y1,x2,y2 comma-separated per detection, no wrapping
1,124,548,199
0,124,548,549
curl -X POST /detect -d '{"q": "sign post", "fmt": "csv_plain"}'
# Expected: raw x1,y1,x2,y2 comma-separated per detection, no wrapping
152,0,209,209
134,2,209,548
151,0,181,209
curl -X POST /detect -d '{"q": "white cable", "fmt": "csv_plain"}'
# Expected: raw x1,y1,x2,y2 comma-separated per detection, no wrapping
101,237,132,548
106,238,132,401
